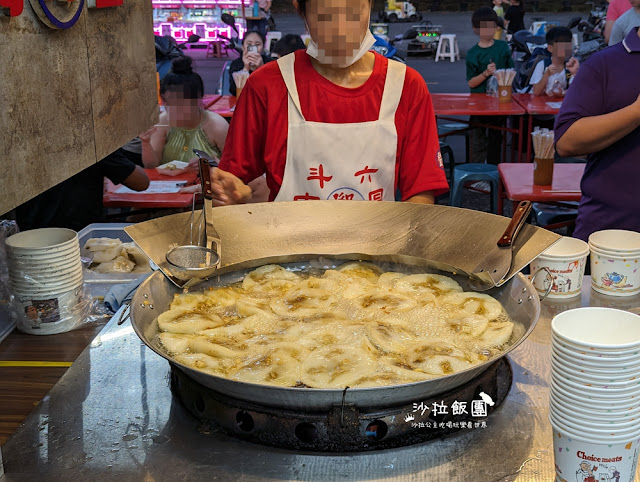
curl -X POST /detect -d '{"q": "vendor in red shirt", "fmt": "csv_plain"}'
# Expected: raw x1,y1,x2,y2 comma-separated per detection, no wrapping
210,0,448,205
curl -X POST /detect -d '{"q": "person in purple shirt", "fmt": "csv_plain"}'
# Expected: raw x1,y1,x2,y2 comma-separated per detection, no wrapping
555,27,640,241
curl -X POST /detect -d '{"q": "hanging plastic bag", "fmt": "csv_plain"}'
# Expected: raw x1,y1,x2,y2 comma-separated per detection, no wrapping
486,75,499,98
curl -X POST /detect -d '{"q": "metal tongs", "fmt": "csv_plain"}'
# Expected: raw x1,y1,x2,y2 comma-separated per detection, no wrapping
164,151,222,285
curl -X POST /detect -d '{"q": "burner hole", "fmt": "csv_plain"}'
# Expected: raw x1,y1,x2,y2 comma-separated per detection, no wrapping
235,411,255,432
295,422,318,443
193,396,206,415
365,420,388,442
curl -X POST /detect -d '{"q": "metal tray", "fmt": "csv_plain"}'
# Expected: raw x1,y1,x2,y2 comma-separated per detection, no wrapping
78,223,150,284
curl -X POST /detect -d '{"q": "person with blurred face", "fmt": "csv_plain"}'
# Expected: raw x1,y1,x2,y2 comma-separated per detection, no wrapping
228,30,272,97
209,0,448,205
530,26,580,97
140,57,229,168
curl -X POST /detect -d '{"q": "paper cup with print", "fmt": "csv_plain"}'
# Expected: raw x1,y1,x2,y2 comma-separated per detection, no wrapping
530,237,589,299
15,286,84,335
590,250,640,297
552,422,640,482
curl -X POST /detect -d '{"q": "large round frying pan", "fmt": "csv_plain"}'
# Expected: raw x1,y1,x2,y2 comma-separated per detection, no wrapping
130,255,540,411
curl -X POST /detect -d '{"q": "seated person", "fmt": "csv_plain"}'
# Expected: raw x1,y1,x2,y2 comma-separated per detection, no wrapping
140,57,229,168
229,30,272,97
609,0,640,45
530,26,580,97
15,149,149,232
270,34,306,60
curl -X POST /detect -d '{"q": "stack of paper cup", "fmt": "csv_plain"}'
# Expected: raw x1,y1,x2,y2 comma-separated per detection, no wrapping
550,307,640,482
530,236,589,299
6,228,84,335
589,229,640,297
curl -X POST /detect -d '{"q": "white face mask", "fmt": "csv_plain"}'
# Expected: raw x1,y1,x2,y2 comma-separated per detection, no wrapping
306,23,376,68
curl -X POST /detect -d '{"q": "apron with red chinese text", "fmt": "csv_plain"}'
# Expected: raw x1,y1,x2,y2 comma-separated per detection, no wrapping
274,54,406,202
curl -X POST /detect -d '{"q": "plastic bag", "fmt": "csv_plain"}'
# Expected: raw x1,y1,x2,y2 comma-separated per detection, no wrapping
486,75,499,98
545,72,567,97
5,226,110,335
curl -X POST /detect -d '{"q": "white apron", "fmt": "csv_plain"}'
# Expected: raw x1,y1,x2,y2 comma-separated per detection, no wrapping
274,54,406,202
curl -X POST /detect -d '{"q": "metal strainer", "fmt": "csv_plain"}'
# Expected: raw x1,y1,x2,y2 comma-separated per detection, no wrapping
163,155,221,285
165,245,220,281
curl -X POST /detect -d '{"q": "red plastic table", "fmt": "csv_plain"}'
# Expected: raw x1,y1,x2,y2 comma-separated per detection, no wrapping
203,94,236,118
430,93,527,162
497,162,584,215
103,168,199,209
512,93,563,163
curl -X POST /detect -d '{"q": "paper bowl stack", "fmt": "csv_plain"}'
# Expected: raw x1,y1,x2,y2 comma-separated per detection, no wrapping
6,228,84,335
589,229,640,297
550,307,640,481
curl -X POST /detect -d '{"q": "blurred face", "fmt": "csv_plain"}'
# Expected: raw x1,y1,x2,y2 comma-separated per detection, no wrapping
477,21,497,39
492,0,502,5
304,0,371,61
162,90,201,127
549,41,573,59
631,0,640,8
243,32,264,54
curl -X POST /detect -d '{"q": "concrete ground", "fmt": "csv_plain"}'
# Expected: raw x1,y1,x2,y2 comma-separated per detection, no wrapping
188,10,588,224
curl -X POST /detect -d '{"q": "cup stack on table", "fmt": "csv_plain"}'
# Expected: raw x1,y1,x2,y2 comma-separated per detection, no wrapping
532,128,555,185
589,229,640,297
550,307,640,482
5,228,85,335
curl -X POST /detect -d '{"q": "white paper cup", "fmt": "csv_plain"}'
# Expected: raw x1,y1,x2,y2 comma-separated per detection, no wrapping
6,228,78,254
551,374,640,402
552,347,640,372
551,380,640,411
551,392,640,420
552,333,640,357
552,337,640,363
530,237,589,299
552,355,640,379
552,355,640,382
15,286,84,335
7,245,81,263
552,308,640,350
551,398,640,428
552,422,640,482
10,272,84,296
552,368,640,395
589,229,640,253
551,410,640,438
590,250,640,297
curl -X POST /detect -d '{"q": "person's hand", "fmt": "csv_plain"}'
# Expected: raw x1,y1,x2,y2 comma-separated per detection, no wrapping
486,62,497,75
246,53,263,71
242,50,263,71
545,64,559,76
209,167,252,206
566,57,580,75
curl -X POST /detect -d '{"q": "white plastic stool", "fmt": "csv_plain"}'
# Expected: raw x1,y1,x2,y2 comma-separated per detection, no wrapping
265,31,282,54
435,34,460,63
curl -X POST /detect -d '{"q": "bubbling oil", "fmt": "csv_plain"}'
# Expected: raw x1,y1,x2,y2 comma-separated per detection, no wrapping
155,262,518,388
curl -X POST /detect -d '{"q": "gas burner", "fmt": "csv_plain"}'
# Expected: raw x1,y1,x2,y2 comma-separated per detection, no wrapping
169,359,512,452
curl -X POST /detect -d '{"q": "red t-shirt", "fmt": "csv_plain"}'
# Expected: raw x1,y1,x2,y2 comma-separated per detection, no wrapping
607,0,632,22
219,50,448,201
